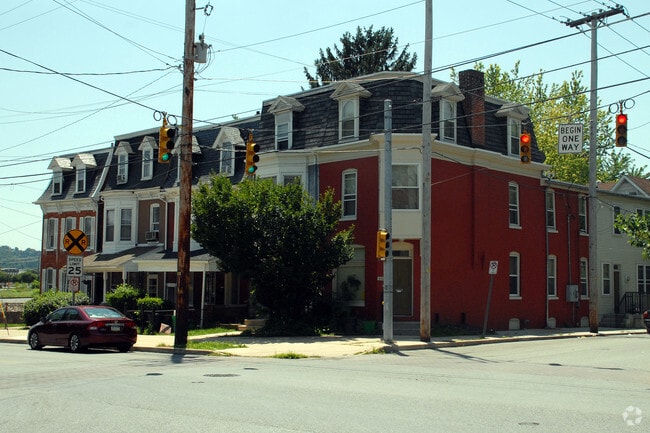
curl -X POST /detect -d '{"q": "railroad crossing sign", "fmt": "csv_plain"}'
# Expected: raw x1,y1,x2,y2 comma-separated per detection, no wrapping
63,229,88,255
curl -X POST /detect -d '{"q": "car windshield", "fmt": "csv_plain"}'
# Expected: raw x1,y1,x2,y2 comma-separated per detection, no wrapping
84,307,125,319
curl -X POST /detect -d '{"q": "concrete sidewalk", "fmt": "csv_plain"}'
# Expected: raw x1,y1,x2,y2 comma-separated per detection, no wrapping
1,326,647,357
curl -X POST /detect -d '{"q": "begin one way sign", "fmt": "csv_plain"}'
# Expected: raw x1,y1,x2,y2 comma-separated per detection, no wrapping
558,123,583,154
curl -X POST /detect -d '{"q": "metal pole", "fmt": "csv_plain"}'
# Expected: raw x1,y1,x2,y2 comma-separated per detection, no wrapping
566,6,624,334
174,0,195,348
420,0,432,342
587,16,599,334
382,99,393,343
482,274,495,338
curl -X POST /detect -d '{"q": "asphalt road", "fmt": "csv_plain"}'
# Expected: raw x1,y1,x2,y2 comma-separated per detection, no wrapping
1,335,648,432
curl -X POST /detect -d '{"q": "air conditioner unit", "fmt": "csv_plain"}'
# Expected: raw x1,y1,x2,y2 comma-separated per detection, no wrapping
117,174,127,183
145,231,158,241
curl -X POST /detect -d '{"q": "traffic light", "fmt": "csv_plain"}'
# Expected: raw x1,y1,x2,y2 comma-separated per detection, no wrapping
376,229,390,259
519,132,531,164
158,125,176,163
615,113,627,147
245,133,260,175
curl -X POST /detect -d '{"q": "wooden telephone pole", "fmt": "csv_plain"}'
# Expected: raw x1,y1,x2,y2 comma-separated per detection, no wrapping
174,0,196,349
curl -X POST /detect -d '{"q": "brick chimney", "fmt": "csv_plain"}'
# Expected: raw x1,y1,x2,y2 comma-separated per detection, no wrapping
459,69,485,147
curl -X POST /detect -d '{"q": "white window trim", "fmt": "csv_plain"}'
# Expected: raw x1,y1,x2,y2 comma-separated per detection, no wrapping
52,171,63,195
392,164,420,211
150,204,160,233
82,216,95,252
546,189,556,231
75,167,86,193
117,152,128,184
509,182,520,228
339,99,358,141
219,142,235,176
509,252,521,299
508,118,521,157
547,255,557,299
602,263,612,296
439,99,457,143
275,111,292,150
580,258,589,299
142,148,153,180
341,169,357,220
578,195,588,234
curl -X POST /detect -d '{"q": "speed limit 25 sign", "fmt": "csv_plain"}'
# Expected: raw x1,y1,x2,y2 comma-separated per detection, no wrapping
66,256,84,277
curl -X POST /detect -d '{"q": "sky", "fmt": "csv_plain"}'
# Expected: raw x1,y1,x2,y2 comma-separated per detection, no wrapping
1,0,649,251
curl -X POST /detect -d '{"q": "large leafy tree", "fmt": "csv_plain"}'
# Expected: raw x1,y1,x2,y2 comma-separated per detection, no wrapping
191,176,354,332
304,25,417,88
453,62,648,183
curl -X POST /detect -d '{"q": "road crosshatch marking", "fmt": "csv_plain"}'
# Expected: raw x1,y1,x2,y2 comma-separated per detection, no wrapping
63,229,88,255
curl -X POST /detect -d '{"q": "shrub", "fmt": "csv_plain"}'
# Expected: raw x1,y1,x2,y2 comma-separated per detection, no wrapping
106,283,142,313
136,296,164,310
23,291,90,326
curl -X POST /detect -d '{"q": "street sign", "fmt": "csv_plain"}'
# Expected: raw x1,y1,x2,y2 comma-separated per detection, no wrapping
558,123,583,154
63,229,88,255
68,277,80,293
488,261,499,275
66,256,84,278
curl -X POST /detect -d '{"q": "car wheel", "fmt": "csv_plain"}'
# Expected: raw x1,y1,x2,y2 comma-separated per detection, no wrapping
28,332,42,350
118,344,132,353
69,334,84,353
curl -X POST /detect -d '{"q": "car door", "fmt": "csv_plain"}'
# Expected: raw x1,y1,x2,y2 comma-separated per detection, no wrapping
59,307,83,345
39,308,65,346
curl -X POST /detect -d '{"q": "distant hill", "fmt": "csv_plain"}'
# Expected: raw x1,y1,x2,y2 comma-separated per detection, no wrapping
0,246,40,271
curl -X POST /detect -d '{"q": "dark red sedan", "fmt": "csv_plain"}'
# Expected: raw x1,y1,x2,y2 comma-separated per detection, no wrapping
27,305,138,353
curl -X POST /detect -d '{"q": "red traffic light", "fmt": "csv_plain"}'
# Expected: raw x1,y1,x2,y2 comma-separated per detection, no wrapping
615,113,627,147
520,133,531,144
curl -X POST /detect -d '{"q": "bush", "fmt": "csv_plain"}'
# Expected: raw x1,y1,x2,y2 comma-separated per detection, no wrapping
23,291,90,326
136,296,164,310
106,283,142,313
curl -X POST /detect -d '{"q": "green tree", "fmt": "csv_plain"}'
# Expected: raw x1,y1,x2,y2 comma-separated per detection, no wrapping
452,62,648,183
304,25,417,88
614,213,650,259
191,176,355,333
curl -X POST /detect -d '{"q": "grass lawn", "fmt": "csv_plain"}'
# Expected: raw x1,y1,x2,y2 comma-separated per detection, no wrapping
0,285,36,299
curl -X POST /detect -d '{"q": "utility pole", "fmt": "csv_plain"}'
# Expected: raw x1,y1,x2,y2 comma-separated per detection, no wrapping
174,0,196,349
567,5,624,334
382,99,393,343
420,0,432,342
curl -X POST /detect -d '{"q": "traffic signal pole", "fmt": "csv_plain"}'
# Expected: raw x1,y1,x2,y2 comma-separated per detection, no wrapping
567,6,624,334
382,99,393,343
174,0,195,349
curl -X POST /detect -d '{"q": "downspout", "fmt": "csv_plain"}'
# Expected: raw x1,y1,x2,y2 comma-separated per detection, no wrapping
544,183,550,328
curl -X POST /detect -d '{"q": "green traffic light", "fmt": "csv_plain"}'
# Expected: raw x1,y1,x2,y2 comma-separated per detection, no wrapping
247,166,257,174
161,153,170,162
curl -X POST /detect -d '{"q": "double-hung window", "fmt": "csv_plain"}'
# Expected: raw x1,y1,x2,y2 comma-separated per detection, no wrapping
392,165,419,210
547,255,557,298
508,118,521,156
509,182,520,227
509,252,521,298
219,142,234,176
342,170,357,219
440,99,456,142
580,258,588,298
637,264,650,293
546,190,556,229
105,209,115,242
76,168,86,193
120,209,132,242
578,195,587,233
52,171,63,195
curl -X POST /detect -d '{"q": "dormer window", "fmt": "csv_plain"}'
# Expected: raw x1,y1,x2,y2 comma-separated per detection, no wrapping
330,82,371,142
47,157,73,196
52,171,63,195
115,141,133,184
71,153,96,194
139,137,155,181
496,102,530,158
269,96,304,150
220,142,234,176
431,82,464,144
76,168,86,193
211,127,245,177
440,99,456,142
